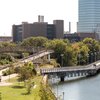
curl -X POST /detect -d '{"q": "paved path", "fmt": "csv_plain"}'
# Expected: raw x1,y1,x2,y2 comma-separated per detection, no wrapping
0,73,18,86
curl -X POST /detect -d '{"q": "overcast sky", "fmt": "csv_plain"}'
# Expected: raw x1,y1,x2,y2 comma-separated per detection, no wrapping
0,0,78,36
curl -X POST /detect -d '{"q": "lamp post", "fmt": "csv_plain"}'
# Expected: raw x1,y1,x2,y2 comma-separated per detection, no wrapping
94,52,97,62
56,79,59,100
62,92,64,100
90,52,93,63
97,52,99,60
61,54,64,67
87,54,89,65
57,82,58,99
78,53,81,65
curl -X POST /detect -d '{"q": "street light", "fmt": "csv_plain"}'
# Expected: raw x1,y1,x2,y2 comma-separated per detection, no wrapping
86,54,89,65
56,78,59,100
62,92,64,100
97,52,99,60
61,54,64,67
94,52,96,62
90,52,93,63
78,53,81,65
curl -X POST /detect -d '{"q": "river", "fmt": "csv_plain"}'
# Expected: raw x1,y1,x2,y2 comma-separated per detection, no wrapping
51,74,100,100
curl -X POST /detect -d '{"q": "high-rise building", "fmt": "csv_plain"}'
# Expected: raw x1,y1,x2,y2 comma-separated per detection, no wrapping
12,17,64,42
77,0,100,34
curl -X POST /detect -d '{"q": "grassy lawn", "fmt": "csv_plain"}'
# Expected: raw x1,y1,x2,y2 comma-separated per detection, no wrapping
0,76,56,100
0,76,41,100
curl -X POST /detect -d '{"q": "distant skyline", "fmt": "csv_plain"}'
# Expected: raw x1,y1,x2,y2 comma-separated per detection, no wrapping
0,0,78,36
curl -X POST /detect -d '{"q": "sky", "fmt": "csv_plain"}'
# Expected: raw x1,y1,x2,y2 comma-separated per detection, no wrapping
0,0,78,36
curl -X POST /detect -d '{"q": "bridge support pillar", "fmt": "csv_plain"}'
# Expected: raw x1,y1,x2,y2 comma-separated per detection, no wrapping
60,76,65,82
48,54,50,62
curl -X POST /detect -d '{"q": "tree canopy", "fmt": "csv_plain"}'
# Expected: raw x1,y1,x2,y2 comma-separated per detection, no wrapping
21,36,48,48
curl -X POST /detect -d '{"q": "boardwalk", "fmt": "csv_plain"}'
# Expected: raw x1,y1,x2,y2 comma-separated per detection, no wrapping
20,50,54,63
0,49,54,70
40,62,100,81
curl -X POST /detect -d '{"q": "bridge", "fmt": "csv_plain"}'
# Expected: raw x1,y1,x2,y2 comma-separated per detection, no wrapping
20,49,54,63
40,62,100,82
0,49,54,70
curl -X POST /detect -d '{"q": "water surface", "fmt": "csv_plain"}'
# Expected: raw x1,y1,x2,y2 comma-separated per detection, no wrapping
52,74,100,100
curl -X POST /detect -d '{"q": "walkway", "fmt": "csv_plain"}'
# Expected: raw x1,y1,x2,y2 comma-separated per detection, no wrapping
0,73,18,86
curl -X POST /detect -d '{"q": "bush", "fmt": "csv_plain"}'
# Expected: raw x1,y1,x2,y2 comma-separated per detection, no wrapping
14,67,20,73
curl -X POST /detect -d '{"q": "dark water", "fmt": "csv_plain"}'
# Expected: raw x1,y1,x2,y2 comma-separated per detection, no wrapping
52,74,100,100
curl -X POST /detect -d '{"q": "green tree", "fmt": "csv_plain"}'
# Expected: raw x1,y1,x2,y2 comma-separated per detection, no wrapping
46,39,78,66
63,39,70,46
0,42,16,48
63,46,77,66
83,38,100,62
18,62,37,83
46,39,67,65
26,79,34,94
83,38,100,52
21,36,48,48
72,42,89,65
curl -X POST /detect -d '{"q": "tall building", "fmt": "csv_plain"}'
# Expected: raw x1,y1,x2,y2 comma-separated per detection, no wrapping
12,17,64,42
77,0,100,35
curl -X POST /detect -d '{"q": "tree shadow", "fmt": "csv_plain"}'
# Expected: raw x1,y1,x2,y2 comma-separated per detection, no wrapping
11,85,24,89
21,92,31,95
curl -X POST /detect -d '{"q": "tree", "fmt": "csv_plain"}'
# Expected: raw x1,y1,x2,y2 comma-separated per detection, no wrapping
83,38,100,52
46,39,68,65
63,39,70,46
83,38,100,62
72,42,89,65
63,46,78,66
46,39,78,66
0,42,16,48
21,36,48,48
18,62,37,83
26,79,34,94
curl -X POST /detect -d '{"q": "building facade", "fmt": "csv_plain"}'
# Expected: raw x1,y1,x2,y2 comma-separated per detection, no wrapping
0,36,12,42
12,18,64,42
77,0,100,36
64,33,80,42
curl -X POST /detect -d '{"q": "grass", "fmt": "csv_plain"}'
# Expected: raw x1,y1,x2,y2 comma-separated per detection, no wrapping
0,76,41,100
0,76,56,100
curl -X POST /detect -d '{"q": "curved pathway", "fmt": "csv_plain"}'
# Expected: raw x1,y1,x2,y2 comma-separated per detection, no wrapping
0,74,18,86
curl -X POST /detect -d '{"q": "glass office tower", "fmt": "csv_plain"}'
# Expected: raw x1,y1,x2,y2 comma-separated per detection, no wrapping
77,0,100,33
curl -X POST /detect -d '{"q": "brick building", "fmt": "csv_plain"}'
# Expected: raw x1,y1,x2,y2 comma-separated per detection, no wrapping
12,16,64,42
